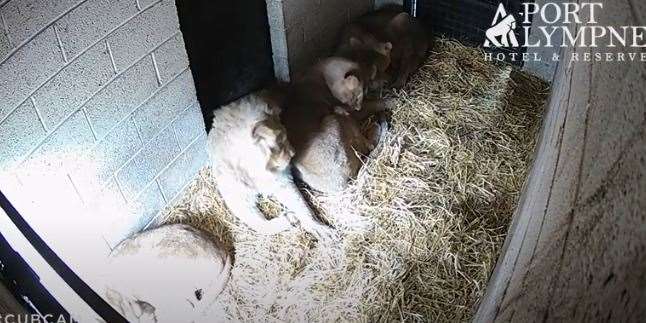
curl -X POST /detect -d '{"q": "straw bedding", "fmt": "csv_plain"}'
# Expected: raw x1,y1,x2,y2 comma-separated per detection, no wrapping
159,39,549,322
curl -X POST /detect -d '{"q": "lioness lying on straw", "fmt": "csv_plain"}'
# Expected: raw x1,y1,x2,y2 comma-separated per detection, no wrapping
207,93,334,239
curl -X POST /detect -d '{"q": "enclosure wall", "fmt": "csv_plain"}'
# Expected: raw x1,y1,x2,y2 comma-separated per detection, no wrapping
266,0,375,80
476,1,646,321
0,0,207,255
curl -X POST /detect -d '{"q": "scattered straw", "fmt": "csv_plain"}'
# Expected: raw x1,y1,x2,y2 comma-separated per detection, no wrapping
159,39,549,322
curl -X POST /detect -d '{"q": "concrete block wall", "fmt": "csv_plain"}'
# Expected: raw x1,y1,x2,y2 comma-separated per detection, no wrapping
266,0,375,80
0,0,207,256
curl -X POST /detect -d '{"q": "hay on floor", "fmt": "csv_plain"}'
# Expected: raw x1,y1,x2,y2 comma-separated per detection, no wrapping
159,39,549,322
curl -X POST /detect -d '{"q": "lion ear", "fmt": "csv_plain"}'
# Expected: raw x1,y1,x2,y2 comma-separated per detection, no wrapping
252,121,278,142
258,84,288,114
389,12,411,33
382,42,393,54
349,37,364,48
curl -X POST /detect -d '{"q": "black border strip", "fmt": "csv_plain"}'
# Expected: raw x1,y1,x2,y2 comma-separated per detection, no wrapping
0,190,127,323
0,232,67,317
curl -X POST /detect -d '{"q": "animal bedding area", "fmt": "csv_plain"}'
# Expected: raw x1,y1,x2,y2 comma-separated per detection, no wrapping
159,40,548,322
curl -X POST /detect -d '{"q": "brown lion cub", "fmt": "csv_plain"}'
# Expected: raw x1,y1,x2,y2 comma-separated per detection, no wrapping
207,93,333,239
339,5,431,89
280,58,384,193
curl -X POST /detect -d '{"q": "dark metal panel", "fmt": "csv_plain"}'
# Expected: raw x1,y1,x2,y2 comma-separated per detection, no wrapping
175,0,276,130
408,0,533,65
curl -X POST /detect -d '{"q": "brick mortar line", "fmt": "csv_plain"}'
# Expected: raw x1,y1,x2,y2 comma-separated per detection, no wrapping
82,66,189,173
156,178,168,204
97,96,196,201
143,171,199,231
29,96,48,132
81,107,98,142
0,9,11,47
113,177,129,205
60,68,191,203
67,173,85,204
101,237,114,252
53,24,68,63
119,127,203,214
170,115,183,151
150,52,163,86
171,101,198,148
13,32,182,168
143,134,207,230
131,116,145,146
0,0,90,65
67,97,195,217
0,0,165,126
105,40,118,74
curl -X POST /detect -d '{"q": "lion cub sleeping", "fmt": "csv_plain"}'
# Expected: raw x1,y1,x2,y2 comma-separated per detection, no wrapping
280,57,386,194
207,93,332,239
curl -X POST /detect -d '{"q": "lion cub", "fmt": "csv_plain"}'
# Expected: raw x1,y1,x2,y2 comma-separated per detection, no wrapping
280,58,385,193
339,5,431,89
207,93,332,239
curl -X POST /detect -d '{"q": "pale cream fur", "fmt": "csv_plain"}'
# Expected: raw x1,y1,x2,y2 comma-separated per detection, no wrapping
103,224,231,323
207,94,333,239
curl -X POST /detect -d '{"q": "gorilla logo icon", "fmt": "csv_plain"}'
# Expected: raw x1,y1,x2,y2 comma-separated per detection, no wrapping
484,3,520,48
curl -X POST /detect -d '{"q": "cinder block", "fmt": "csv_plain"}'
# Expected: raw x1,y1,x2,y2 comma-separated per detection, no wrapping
0,27,63,120
0,99,47,173
158,134,207,202
132,69,196,142
70,118,142,202
33,42,114,130
116,128,180,201
0,28,11,60
107,0,180,71
104,181,165,247
84,54,158,139
1,0,79,46
137,0,158,10
153,33,189,83
56,0,138,59
21,110,95,176
173,102,206,150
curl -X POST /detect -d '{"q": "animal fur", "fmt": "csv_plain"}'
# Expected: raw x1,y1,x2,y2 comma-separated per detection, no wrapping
103,224,231,323
339,5,431,89
280,58,382,193
207,93,333,238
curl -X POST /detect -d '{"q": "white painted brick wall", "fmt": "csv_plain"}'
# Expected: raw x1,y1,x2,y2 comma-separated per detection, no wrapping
266,0,375,80
0,0,207,254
